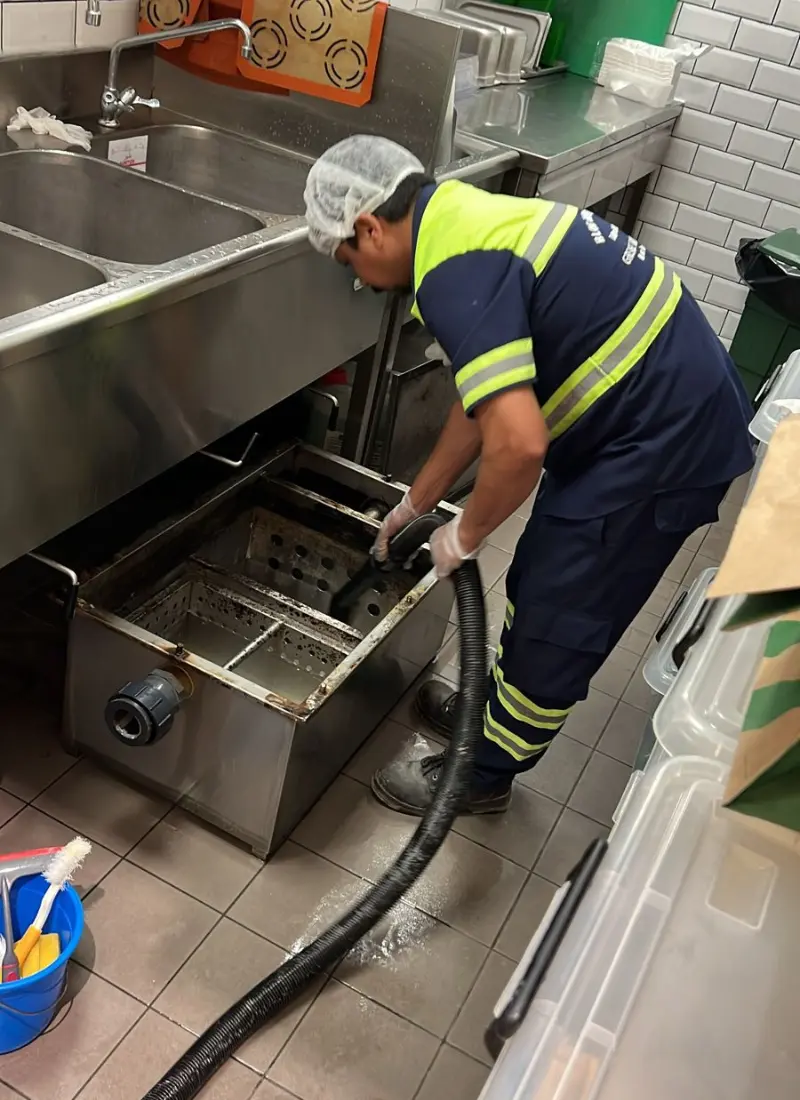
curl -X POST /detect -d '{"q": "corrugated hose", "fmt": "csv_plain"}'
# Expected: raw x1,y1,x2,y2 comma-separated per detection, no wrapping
141,514,487,1100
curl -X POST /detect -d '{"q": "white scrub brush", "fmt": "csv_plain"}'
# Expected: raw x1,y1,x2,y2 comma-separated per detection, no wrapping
14,837,91,969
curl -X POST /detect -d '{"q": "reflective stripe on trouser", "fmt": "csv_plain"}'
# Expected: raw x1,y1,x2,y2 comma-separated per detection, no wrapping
482,615,575,765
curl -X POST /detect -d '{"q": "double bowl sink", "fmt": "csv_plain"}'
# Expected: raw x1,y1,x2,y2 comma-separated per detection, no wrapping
0,123,312,321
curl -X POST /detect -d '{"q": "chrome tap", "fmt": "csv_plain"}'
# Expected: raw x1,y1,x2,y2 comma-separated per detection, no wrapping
99,18,254,129
85,0,102,26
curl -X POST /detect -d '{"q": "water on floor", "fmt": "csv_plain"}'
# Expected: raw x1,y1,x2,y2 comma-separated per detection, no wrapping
0,477,745,1100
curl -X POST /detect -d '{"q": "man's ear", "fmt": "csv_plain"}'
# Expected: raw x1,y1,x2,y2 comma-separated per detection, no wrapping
354,212,384,249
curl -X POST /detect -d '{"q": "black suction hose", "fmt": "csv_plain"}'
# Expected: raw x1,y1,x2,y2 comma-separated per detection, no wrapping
142,515,487,1100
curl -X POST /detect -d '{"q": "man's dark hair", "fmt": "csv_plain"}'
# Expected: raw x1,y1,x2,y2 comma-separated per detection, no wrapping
347,172,435,248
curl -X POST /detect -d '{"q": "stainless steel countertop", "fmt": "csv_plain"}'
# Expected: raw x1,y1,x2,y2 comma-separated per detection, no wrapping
457,73,682,174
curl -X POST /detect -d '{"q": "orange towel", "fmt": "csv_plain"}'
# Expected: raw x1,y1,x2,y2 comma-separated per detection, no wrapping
238,0,387,105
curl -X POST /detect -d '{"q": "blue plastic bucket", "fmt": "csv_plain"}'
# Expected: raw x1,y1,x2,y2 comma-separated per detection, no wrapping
0,876,84,1053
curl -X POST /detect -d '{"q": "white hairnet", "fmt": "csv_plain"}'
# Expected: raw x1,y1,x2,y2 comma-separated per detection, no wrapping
304,135,425,257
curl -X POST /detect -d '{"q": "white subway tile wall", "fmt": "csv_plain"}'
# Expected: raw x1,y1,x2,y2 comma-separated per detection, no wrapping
0,0,138,52
639,0,800,352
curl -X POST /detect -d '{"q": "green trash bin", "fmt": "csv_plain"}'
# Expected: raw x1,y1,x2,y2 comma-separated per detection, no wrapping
731,230,800,405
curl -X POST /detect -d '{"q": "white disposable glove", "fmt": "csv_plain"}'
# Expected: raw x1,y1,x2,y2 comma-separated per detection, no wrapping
429,514,481,579
373,490,419,562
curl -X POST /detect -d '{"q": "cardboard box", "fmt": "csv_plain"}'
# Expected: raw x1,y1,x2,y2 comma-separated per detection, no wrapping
709,415,800,832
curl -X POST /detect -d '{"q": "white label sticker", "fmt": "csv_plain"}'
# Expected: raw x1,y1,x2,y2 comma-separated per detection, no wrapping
107,134,148,173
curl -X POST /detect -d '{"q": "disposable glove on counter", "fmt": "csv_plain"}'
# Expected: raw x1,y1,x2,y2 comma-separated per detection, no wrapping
429,514,481,579
373,491,419,562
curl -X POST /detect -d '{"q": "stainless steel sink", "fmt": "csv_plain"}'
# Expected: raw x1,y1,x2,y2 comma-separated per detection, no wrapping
0,231,104,319
0,150,264,265
91,125,311,216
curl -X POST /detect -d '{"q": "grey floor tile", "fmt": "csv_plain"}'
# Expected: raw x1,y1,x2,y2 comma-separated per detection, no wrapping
682,524,708,553
478,545,513,591
447,952,516,1067
415,1045,489,1100
597,701,651,766
622,655,663,714
535,808,609,885
404,829,527,946
336,905,488,1037
251,1083,298,1100
495,873,558,962
271,979,439,1100
618,608,660,657
453,783,561,869
128,807,262,912
725,473,749,508
0,699,76,801
0,806,118,898
293,775,419,882
662,546,694,584
34,759,169,856
230,841,366,953
0,967,143,1100
717,496,743,531
155,918,320,1074
77,861,218,1004
568,751,631,827
700,523,733,562
590,646,639,699
76,1009,259,1100
0,790,24,830
491,570,507,598
517,734,591,805
292,776,526,946
642,576,679,618
561,688,615,748
487,512,527,554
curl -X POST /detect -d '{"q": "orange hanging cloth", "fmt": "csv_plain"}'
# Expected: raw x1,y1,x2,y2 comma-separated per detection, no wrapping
237,0,387,106
138,0,204,47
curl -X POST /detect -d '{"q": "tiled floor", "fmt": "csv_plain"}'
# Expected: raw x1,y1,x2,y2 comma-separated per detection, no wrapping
0,479,745,1100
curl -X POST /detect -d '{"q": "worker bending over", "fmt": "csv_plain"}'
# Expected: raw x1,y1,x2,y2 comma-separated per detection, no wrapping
304,136,753,817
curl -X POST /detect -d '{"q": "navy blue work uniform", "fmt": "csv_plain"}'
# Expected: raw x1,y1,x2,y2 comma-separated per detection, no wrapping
411,181,753,787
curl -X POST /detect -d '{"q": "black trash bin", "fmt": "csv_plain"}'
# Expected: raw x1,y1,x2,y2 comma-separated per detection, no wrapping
737,230,800,321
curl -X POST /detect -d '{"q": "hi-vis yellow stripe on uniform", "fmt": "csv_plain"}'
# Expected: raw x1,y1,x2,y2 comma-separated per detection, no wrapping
455,339,535,414
493,663,573,730
484,706,553,763
542,261,681,440
411,183,577,322
412,180,682,436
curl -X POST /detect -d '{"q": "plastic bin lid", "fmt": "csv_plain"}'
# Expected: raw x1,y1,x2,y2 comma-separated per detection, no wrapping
643,567,716,696
758,227,800,268
749,349,800,444
482,755,800,1100
653,594,768,763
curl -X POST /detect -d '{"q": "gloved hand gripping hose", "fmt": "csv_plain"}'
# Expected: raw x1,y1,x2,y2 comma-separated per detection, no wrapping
142,514,487,1100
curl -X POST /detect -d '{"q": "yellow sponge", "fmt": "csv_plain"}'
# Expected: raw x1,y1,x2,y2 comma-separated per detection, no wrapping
18,933,60,978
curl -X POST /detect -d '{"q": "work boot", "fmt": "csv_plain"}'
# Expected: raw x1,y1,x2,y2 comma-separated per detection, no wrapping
371,753,511,817
415,680,459,740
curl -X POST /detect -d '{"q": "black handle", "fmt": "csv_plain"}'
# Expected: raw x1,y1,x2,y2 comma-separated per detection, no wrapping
484,837,607,1061
671,600,715,671
654,589,688,644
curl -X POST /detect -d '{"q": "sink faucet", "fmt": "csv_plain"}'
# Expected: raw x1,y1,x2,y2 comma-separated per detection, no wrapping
85,0,101,26
99,18,254,129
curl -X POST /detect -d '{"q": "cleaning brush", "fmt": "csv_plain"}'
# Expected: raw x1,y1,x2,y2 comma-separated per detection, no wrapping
14,837,91,970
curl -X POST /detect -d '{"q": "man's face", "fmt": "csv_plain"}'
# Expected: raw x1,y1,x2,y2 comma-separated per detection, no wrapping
335,214,413,292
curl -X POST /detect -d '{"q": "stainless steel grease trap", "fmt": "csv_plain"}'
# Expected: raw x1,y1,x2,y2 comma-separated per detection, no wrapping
60,443,454,857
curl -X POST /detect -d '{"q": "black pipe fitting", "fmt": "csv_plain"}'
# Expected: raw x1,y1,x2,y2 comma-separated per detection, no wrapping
105,670,187,747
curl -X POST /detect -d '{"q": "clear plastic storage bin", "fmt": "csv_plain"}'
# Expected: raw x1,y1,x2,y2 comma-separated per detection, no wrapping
482,754,800,1100
643,568,716,695
652,593,768,763
746,348,800,498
